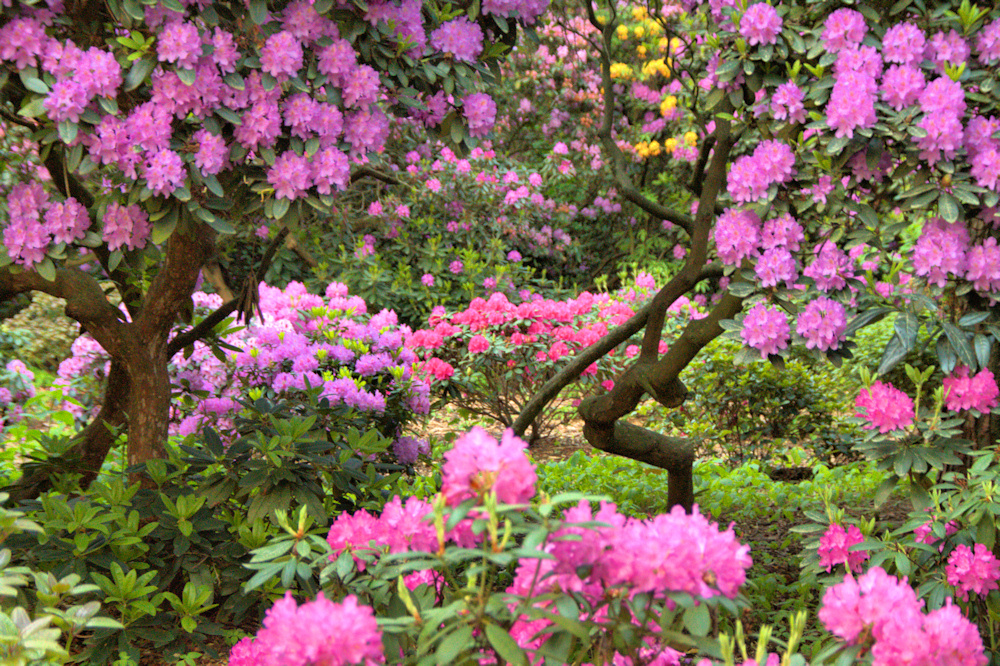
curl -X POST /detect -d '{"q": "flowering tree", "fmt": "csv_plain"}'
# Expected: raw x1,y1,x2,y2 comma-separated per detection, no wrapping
0,0,544,493
514,0,1000,509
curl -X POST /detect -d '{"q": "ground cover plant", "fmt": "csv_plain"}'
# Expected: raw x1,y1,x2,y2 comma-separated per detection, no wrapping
5,0,1000,663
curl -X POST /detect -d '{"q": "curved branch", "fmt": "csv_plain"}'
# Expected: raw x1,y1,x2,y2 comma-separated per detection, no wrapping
584,421,695,511
0,265,127,355
592,9,694,234
512,265,720,438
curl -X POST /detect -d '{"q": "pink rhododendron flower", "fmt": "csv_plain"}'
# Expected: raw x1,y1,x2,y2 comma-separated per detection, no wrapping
796,297,846,351
818,523,869,572
468,334,490,353
741,303,790,358
946,543,1000,600
739,3,782,46
854,380,914,433
231,592,383,666
442,427,536,505
914,519,957,552
943,367,999,412
714,208,761,265
820,567,986,665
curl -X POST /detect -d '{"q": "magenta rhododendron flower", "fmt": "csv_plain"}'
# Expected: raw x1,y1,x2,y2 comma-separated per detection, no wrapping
430,17,484,62
946,543,1000,600
442,427,536,505
821,567,986,666
914,519,957,552
943,367,999,412
229,592,383,666
818,523,869,572
468,334,490,353
796,297,846,351
855,380,914,433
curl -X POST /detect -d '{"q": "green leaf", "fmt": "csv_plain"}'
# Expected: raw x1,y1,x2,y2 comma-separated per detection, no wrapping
484,622,528,666
435,625,473,663
272,198,290,220
874,475,898,507
125,57,156,91
877,333,909,376
249,0,268,24
20,73,49,94
943,322,976,370
151,212,178,245
34,258,56,282
938,193,960,222
683,604,711,636
58,121,78,144
176,68,196,86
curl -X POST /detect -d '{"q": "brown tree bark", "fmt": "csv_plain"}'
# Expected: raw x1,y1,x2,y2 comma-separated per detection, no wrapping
1,220,216,496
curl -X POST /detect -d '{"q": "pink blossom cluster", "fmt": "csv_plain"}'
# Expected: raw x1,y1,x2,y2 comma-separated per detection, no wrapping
228,593,383,666
714,208,761,265
795,297,847,351
820,567,986,666
2,182,90,268
818,523,869,573
326,429,536,578
0,360,37,432
739,3,782,46
946,543,1000,600
0,0,531,215
770,81,806,123
943,367,999,413
538,501,752,599
740,303,790,358
442,427,536,505
727,140,796,204
409,288,654,385
912,217,970,288
914,518,958,552
803,241,854,292
326,494,445,588
854,380,914,433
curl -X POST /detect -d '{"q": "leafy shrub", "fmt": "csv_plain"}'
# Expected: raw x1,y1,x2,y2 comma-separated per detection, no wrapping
4,399,416,665
655,338,860,464
0,293,79,374
316,215,541,329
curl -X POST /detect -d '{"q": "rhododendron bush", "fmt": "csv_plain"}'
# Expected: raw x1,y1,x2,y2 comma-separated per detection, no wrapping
43,280,430,459
0,0,545,490
230,428,989,665
408,273,689,443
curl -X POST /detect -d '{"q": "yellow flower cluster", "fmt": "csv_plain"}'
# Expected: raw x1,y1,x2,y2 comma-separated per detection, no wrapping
642,58,671,78
634,140,662,157
660,95,677,116
610,62,634,79
684,131,698,146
